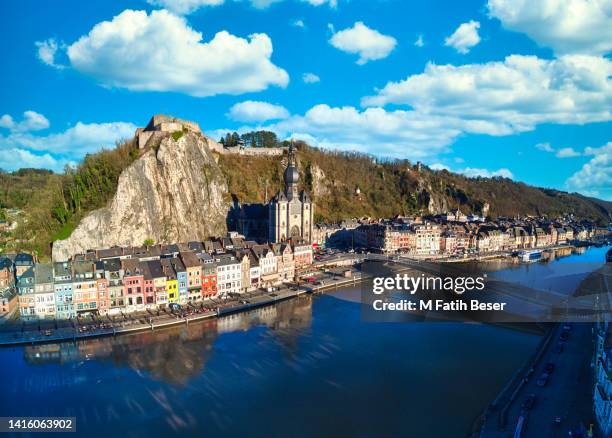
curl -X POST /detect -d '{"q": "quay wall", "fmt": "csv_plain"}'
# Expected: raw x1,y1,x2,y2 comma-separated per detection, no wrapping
0,274,364,347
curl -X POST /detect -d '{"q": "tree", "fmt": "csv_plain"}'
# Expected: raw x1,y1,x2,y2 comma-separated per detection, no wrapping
238,130,279,148
143,238,155,246
230,132,240,146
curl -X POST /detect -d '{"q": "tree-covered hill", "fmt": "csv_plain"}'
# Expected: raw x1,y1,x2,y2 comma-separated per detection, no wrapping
1,137,610,260
0,139,139,257
218,141,612,224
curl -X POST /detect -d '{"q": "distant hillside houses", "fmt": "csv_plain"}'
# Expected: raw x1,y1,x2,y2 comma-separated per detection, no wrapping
312,212,608,255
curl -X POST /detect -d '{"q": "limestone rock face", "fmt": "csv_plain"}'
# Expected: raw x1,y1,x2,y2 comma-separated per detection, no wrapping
311,163,328,198
52,132,229,261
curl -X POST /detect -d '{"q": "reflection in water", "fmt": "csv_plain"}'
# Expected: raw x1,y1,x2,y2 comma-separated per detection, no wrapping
5,249,607,437
4,290,538,438
24,297,313,385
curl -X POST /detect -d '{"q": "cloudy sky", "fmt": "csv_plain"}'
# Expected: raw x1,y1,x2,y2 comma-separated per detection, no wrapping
1,0,610,200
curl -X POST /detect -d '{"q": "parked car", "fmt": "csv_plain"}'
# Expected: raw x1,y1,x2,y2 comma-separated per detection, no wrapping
521,394,536,411
536,373,549,387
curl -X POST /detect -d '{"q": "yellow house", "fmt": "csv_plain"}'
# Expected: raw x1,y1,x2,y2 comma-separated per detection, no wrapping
161,259,179,304
166,278,178,303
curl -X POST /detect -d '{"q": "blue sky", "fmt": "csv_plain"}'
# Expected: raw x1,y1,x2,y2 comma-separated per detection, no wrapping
0,0,610,200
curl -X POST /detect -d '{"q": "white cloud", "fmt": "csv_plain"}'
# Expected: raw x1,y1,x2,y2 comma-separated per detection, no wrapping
414,34,424,47
429,163,513,179
148,0,336,14
303,0,336,6
362,54,612,135
60,9,288,97
329,21,397,65
35,38,65,69
0,112,136,167
0,111,50,133
430,163,449,171
555,147,581,158
535,142,554,152
444,20,481,54
228,100,289,122
302,72,320,83
459,167,514,179
147,0,224,14
293,19,305,28
0,148,69,172
0,116,134,173
535,142,583,158
565,141,612,199
0,115,13,130
218,101,606,162
487,0,612,55
249,0,284,8
263,104,469,158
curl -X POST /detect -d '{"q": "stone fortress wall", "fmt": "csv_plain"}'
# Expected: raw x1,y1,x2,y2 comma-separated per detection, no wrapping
135,114,286,156
223,146,286,156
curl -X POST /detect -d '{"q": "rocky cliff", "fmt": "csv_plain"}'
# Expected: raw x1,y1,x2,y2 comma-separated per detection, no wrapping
52,131,229,261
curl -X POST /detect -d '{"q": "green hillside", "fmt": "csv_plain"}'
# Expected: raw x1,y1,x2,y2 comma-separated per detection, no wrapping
219,141,612,224
1,138,610,260
0,139,139,258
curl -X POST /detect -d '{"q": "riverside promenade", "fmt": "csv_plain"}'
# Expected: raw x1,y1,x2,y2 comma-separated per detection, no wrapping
0,271,364,347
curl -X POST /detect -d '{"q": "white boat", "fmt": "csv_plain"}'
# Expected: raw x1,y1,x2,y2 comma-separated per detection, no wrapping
518,250,542,263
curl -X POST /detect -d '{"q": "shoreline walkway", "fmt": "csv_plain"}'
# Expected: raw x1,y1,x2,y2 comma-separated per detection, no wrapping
0,273,364,347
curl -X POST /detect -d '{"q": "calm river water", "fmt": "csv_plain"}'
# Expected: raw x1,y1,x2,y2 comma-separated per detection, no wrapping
0,246,609,438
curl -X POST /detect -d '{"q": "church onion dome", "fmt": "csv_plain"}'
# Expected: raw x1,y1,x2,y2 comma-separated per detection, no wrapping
284,163,299,185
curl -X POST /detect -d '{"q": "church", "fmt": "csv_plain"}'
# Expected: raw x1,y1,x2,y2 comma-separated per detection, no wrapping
268,146,314,243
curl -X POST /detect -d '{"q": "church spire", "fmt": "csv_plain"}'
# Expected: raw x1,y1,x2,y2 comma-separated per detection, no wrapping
284,141,299,200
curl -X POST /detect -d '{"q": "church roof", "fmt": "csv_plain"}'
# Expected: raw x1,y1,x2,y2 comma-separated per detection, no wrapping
273,191,288,202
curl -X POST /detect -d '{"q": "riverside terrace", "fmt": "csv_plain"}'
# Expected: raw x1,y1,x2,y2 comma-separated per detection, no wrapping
0,267,364,346
1,249,610,346
5,236,315,322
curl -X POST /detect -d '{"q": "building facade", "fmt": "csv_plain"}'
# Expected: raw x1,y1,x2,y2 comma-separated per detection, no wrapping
268,146,314,243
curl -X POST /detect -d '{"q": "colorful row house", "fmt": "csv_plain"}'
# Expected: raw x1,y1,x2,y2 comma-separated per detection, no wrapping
122,259,143,312
12,239,314,320
53,262,75,319
0,258,17,317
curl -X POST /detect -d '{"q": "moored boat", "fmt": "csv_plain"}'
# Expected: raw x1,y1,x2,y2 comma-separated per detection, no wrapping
518,250,542,263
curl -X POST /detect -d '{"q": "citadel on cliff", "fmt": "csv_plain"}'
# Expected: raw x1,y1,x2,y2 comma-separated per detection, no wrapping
135,115,314,246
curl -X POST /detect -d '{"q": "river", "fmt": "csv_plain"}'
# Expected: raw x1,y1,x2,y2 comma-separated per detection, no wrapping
0,246,608,437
